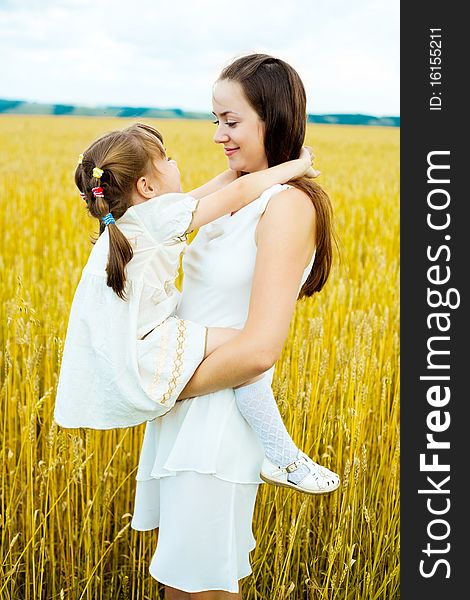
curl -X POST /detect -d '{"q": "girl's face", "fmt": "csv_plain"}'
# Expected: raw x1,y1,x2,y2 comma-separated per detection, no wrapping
132,155,181,205
212,79,268,173
153,156,182,194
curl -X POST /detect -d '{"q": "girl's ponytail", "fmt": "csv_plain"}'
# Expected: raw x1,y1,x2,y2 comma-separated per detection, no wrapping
90,172,133,301
105,223,133,300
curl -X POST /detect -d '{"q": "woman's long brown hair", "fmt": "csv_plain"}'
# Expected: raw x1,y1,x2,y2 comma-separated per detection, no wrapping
219,54,340,297
75,123,165,299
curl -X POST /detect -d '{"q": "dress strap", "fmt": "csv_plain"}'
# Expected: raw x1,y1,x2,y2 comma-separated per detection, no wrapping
256,183,291,216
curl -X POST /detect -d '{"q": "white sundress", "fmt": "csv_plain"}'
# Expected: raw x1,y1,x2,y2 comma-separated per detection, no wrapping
53,193,207,430
130,184,316,593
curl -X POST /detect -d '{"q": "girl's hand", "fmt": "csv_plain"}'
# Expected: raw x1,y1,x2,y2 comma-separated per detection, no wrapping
221,169,240,186
300,146,321,178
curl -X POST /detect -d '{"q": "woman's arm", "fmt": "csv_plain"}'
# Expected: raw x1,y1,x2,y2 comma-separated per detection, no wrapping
177,187,316,399
186,149,314,232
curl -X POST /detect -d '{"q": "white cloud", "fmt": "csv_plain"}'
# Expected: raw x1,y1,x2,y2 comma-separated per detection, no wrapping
0,0,399,115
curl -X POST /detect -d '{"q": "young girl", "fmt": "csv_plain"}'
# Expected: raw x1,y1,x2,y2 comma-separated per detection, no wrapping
54,122,339,495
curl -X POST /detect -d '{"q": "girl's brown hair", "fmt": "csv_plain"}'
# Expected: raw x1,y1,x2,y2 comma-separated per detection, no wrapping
75,123,165,300
218,54,340,297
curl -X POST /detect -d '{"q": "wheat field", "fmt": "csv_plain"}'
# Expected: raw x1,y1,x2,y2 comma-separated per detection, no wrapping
0,116,399,599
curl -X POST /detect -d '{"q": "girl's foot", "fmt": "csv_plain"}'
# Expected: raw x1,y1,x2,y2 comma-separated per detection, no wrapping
260,451,340,494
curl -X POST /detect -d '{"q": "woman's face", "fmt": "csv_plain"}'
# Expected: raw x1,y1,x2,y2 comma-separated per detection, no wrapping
212,79,268,173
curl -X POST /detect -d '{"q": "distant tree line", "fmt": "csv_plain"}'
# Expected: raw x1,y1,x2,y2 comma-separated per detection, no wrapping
0,99,399,127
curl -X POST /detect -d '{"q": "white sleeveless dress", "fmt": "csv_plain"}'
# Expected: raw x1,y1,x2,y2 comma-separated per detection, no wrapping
130,184,316,593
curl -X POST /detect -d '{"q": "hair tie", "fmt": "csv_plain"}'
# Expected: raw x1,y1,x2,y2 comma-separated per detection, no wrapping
78,153,84,165
92,186,104,198
93,167,104,179
79,191,87,201
102,213,115,226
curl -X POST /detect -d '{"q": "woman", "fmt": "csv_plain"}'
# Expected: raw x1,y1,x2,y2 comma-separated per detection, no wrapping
130,54,337,599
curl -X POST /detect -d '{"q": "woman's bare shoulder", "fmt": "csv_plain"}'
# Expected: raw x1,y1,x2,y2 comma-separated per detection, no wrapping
262,186,316,227
256,186,316,248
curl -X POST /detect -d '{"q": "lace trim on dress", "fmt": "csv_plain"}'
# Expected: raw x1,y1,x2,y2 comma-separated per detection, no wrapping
147,319,170,397
161,318,187,405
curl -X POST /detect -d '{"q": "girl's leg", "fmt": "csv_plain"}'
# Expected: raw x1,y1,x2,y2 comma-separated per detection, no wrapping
206,329,308,483
205,329,339,491
232,377,311,484
233,377,340,490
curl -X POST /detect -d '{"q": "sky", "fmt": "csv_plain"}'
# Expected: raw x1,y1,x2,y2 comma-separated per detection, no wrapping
0,0,400,116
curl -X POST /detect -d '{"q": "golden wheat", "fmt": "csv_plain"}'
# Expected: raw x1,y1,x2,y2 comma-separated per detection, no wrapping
0,116,399,599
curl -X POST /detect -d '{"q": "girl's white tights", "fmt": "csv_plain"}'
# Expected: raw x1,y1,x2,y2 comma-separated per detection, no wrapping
234,378,310,484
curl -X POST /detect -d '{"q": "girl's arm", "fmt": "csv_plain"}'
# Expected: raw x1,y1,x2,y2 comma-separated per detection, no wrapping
188,169,238,198
177,186,316,399
186,149,313,233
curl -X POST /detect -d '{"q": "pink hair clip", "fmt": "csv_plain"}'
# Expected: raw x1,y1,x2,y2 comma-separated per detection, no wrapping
92,186,104,198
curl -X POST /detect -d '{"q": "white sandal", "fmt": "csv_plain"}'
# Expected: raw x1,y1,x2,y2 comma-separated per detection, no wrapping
260,450,340,495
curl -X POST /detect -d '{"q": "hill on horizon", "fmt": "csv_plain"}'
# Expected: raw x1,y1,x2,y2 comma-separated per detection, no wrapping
0,98,400,127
